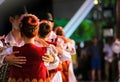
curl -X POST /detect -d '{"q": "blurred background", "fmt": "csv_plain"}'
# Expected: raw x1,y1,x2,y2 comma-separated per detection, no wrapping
0,0,117,41
0,0,120,81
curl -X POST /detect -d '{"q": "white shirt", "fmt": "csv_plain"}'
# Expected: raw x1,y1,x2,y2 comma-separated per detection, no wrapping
0,40,3,47
103,44,114,62
0,32,59,70
0,44,59,70
5,32,24,47
48,31,57,42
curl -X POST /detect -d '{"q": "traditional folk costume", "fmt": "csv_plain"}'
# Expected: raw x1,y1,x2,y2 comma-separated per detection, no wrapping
0,31,24,82
1,43,59,82
0,31,24,67
45,32,63,82
46,41,63,82
65,40,77,82
34,40,59,71
5,31,24,47
47,31,76,82
0,40,4,81
55,37,71,82
1,43,51,82
0,40,4,66
7,43,50,82
0,31,60,82
35,38,62,82
57,37,77,82
48,31,57,42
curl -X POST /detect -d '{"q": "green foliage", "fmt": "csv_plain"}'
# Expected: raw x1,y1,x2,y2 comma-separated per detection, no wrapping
54,18,69,27
54,18,107,43
70,19,95,42
103,0,116,7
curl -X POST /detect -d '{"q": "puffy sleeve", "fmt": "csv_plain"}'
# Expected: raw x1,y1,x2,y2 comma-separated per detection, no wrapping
0,47,13,66
58,49,71,61
56,38,72,61
64,41,76,55
0,40,3,47
46,44,60,70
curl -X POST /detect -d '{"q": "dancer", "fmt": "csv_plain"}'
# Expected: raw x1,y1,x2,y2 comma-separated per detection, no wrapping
4,14,52,82
54,26,77,82
0,14,57,82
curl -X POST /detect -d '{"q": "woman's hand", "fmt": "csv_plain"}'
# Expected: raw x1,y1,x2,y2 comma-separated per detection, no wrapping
42,54,55,63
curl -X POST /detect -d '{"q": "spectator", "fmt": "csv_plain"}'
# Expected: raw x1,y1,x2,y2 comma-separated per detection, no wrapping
89,37,102,82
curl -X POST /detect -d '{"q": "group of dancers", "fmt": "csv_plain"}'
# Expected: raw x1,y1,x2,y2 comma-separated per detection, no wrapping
0,12,77,82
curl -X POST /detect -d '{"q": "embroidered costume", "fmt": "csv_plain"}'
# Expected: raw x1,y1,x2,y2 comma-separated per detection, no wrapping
8,43,50,82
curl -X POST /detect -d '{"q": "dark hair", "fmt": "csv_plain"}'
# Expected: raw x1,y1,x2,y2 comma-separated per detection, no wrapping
40,12,54,22
54,27,64,36
56,30,63,36
10,6,25,15
20,14,39,38
38,23,51,38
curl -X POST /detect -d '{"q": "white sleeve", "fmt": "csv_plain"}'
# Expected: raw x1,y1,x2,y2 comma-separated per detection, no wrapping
57,41,72,61
71,40,76,55
70,44,76,55
0,47,13,65
0,40,3,47
47,55,60,70
64,42,76,55
46,45,60,70
59,50,71,61
103,44,107,52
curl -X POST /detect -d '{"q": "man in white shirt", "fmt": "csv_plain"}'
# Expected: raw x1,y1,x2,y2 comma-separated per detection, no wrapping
103,37,114,81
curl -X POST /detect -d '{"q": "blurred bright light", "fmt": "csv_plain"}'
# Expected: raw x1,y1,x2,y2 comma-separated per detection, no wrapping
94,0,98,5
64,0,94,38
0,0,4,5
80,41,84,48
